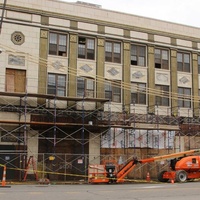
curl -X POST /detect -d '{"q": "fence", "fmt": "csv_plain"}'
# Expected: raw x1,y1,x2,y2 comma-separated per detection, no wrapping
0,150,173,182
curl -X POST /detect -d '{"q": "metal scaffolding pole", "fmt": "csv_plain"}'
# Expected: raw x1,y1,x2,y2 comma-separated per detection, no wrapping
81,97,85,161
53,96,57,154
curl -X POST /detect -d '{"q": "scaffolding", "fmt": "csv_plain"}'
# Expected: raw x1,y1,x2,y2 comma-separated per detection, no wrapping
0,91,200,181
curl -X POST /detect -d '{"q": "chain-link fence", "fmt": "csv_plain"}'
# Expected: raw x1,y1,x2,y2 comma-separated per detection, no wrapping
0,150,172,182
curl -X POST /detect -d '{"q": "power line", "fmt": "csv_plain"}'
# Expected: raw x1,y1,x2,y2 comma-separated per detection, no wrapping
0,0,7,34
0,42,199,104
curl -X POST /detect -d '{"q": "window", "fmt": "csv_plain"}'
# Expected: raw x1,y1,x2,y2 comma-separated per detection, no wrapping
47,73,66,96
153,135,159,148
198,56,200,74
178,87,191,108
49,32,67,56
155,48,169,69
131,45,146,66
78,37,95,60
192,158,197,164
177,52,190,72
131,83,146,104
77,77,94,97
6,69,26,92
105,81,121,102
0,131,21,143
105,41,121,63
155,85,169,106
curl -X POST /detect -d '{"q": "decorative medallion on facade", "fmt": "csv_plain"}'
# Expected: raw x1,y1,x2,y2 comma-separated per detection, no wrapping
40,30,48,38
107,67,119,76
98,39,104,46
156,73,168,83
70,35,77,42
148,46,154,53
179,76,189,84
11,31,25,45
193,54,198,60
52,61,64,69
80,64,92,73
171,50,177,57
132,71,144,79
8,54,25,66
124,43,130,50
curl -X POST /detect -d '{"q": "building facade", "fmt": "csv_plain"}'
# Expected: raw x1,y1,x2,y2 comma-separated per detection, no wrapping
0,0,200,180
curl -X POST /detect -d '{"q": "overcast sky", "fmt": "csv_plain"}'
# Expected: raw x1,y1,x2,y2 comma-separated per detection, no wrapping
62,0,200,28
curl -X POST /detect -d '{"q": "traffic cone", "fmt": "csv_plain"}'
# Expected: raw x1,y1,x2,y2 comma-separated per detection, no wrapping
0,165,11,188
2,165,6,186
146,172,151,182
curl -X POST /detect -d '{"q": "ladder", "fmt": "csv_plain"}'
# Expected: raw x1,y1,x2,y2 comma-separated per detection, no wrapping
23,156,38,181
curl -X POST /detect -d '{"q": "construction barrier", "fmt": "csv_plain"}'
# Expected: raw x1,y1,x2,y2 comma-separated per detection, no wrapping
0,165,11,188
146,172,151,182
0,152,173,182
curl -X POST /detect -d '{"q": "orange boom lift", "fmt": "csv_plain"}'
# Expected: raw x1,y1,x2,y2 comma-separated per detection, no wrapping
88,149,200,183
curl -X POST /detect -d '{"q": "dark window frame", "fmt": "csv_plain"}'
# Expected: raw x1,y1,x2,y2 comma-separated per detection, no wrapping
77,77,95,97
155,48,169,69
131,44,146,66
155,85,169,106
105,81,121,103
198,55,200,74
131,82,146,105
178,87,191,108
47,73,66,96
177,52,190,72
49,32,67,57
105,41,121,63
78,36,95,60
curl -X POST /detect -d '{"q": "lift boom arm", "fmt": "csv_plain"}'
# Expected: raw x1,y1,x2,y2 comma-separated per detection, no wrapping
88,149,200,183
139,149,200,164
116,149,200,182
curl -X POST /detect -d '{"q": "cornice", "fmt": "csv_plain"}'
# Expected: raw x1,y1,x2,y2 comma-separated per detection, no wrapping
1,4,200,43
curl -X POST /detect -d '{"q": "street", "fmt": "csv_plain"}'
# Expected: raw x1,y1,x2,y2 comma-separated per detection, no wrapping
0,182,200,200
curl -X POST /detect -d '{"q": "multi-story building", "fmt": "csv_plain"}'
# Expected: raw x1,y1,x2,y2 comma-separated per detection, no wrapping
0,0,200,180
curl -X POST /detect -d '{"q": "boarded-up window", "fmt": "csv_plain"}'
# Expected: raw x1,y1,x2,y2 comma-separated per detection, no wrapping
6,69,26,92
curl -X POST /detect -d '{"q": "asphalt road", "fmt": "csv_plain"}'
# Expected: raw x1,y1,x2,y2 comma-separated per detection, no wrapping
0,182,200,200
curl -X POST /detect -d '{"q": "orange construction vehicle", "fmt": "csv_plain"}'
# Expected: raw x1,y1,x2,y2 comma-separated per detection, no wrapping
88,149,200,183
